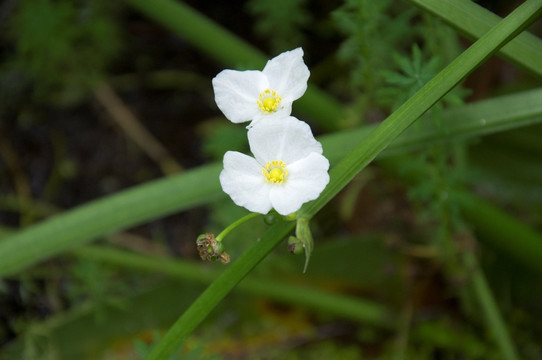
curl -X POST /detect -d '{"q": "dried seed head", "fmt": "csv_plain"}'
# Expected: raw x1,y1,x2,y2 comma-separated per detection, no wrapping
196,233,230,264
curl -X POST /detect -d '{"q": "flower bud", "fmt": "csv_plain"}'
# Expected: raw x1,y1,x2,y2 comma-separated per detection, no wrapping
196,233,230,264
287,236,304,255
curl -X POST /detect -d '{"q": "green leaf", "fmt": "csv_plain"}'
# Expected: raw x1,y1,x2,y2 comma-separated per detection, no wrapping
408,0,542,78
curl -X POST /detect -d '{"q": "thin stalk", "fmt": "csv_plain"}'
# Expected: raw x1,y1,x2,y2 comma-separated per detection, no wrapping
94,82,182,175
215,212,260,242
391,300,414,360
463,251,519,360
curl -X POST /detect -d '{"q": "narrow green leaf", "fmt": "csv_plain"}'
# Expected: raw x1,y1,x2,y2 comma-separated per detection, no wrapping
408,0,542,77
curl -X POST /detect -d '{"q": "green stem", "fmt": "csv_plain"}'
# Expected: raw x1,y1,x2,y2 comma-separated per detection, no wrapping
463,251,519,360
215,212,260,242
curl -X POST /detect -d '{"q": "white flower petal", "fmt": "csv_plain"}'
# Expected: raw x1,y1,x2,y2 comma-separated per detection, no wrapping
262,48,310,102
212,70,268,123
269,153,330,215
248,117,322,164
287,152,330,188
220,151,273,214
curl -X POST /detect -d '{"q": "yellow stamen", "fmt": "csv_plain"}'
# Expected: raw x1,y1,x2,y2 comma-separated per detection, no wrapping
257,89,281,113
262,160,288,184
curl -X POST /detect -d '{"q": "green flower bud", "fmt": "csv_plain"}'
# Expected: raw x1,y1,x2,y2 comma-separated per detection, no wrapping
283,212,298,221
288,236,304,255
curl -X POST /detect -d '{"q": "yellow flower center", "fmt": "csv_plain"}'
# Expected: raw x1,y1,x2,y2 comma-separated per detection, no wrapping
263,160,288,184
257,89,281,113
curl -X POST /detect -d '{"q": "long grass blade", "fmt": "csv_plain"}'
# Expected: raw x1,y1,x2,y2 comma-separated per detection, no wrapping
409,0,542,77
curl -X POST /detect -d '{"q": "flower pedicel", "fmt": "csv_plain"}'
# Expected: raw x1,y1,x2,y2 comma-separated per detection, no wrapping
219,117,329,216
212,47,310,125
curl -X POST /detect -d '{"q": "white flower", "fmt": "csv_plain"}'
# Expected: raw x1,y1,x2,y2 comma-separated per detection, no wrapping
219,117,329,215
212,48,310,124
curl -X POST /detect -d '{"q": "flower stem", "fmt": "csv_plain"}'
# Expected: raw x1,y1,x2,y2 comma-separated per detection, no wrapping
215,212,260,242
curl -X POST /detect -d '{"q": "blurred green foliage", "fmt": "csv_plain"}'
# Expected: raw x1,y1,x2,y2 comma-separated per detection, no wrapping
332,0,420,107
8,0,120,101
379,45,443,109
246,0,310,53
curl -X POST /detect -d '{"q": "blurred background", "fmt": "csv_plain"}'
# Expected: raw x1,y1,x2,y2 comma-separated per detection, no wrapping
1,0,542,359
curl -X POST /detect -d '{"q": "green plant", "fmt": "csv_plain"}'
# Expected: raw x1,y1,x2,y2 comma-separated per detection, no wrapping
2,0,542,359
